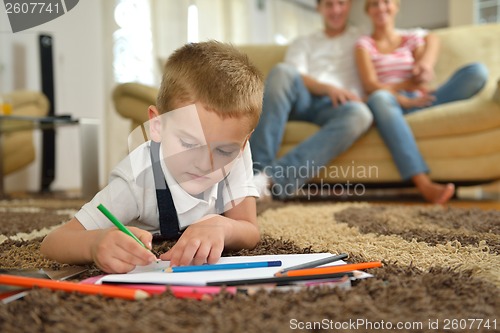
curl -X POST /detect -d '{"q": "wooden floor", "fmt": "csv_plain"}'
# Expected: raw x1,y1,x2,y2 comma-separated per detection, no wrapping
354,187,500,210
294,181,500,210
6,183,500,211
424,181,500,210
383,199,500,210
375,181,500,210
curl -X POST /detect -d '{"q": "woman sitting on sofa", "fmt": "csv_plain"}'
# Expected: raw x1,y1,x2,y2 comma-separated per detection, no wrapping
355,0,488,204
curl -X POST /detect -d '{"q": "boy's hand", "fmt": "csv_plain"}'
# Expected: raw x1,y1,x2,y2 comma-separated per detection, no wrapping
159,215,227,266
90,227,156,273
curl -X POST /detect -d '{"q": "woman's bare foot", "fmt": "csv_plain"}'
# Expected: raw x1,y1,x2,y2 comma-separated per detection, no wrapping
419,182,455,204
412,174,455,204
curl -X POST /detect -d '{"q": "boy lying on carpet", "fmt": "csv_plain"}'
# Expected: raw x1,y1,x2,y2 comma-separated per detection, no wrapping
41,41,264,273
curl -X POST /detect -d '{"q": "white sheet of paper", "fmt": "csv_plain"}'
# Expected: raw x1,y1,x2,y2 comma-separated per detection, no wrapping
97,253,372,286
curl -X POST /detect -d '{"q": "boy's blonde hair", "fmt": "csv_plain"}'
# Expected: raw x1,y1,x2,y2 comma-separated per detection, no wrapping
157,41,264,130
364,0,400,12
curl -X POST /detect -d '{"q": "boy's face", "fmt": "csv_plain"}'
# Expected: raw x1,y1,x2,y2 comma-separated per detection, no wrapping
149,103,252,196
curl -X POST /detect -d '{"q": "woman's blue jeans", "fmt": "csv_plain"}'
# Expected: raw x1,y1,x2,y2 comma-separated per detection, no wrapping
366,63,488,180
250,63,373,198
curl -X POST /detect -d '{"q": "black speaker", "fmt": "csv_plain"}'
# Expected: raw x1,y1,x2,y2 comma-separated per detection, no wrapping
39,34,56,192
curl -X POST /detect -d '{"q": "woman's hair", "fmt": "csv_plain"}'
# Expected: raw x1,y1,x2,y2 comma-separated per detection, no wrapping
317,0,352,5
316,0,352,5
156,41,264,129
365,0,400,13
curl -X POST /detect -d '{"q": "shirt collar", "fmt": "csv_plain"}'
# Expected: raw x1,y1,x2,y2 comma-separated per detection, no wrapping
319,25,359,40
158,143,218,214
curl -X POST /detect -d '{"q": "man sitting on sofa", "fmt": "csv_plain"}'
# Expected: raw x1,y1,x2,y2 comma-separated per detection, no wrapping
250,0,440,200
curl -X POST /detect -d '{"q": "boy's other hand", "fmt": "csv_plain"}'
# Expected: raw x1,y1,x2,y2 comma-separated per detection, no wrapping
90,227,156,273
159,215,226,266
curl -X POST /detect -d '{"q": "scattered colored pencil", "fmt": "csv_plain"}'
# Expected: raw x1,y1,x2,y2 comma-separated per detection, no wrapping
1,290,30,304
239,276,352,295
169,285,237,296
106,284,238,297
163,260,282,273
0,274,150,301
97,204,147,249
275,253,348,275
275,261,383,277
206,271,356,286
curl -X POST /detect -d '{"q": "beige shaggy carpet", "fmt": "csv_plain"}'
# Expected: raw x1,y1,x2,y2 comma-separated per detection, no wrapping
0,198,499,333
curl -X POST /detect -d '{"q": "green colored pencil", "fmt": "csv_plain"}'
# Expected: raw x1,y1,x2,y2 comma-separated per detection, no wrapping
97,204,147,249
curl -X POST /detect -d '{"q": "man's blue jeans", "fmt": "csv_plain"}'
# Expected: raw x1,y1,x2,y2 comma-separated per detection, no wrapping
250,63,373,198
367,63,488,180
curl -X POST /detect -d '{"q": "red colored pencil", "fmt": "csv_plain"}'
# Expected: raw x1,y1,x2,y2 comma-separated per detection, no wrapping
171,290,213,301
0,274,149,301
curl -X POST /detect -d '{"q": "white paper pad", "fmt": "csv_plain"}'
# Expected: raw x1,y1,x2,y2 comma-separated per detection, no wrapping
97,253,372,286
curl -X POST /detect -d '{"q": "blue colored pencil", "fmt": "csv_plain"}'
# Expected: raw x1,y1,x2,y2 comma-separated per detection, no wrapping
163,260,282,273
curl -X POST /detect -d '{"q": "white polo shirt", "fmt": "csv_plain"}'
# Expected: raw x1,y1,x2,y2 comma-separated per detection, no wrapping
75,141,258,233
285,26,364,98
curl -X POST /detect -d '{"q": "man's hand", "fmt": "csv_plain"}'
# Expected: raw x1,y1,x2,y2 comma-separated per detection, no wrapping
160,215,227,266
90,227,156,273
301,75,360,107
326,86,361,107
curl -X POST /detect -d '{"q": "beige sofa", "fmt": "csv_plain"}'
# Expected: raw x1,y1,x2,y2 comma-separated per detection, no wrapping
1,91,49,175
113,23,500,185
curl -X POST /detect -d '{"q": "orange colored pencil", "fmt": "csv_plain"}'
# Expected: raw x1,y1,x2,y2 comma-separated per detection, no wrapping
276,261,382,277
0,274,149,301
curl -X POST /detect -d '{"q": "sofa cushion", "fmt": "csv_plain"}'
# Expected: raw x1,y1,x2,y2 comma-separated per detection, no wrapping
433,24,500,95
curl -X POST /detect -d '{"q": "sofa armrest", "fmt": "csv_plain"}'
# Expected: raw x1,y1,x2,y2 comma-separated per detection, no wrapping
112,82,157,126
2,91,49,176
7,90,49,117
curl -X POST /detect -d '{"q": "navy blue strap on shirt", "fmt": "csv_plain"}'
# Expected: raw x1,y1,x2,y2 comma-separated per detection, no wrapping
149,141,226,241
150,140,182,240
